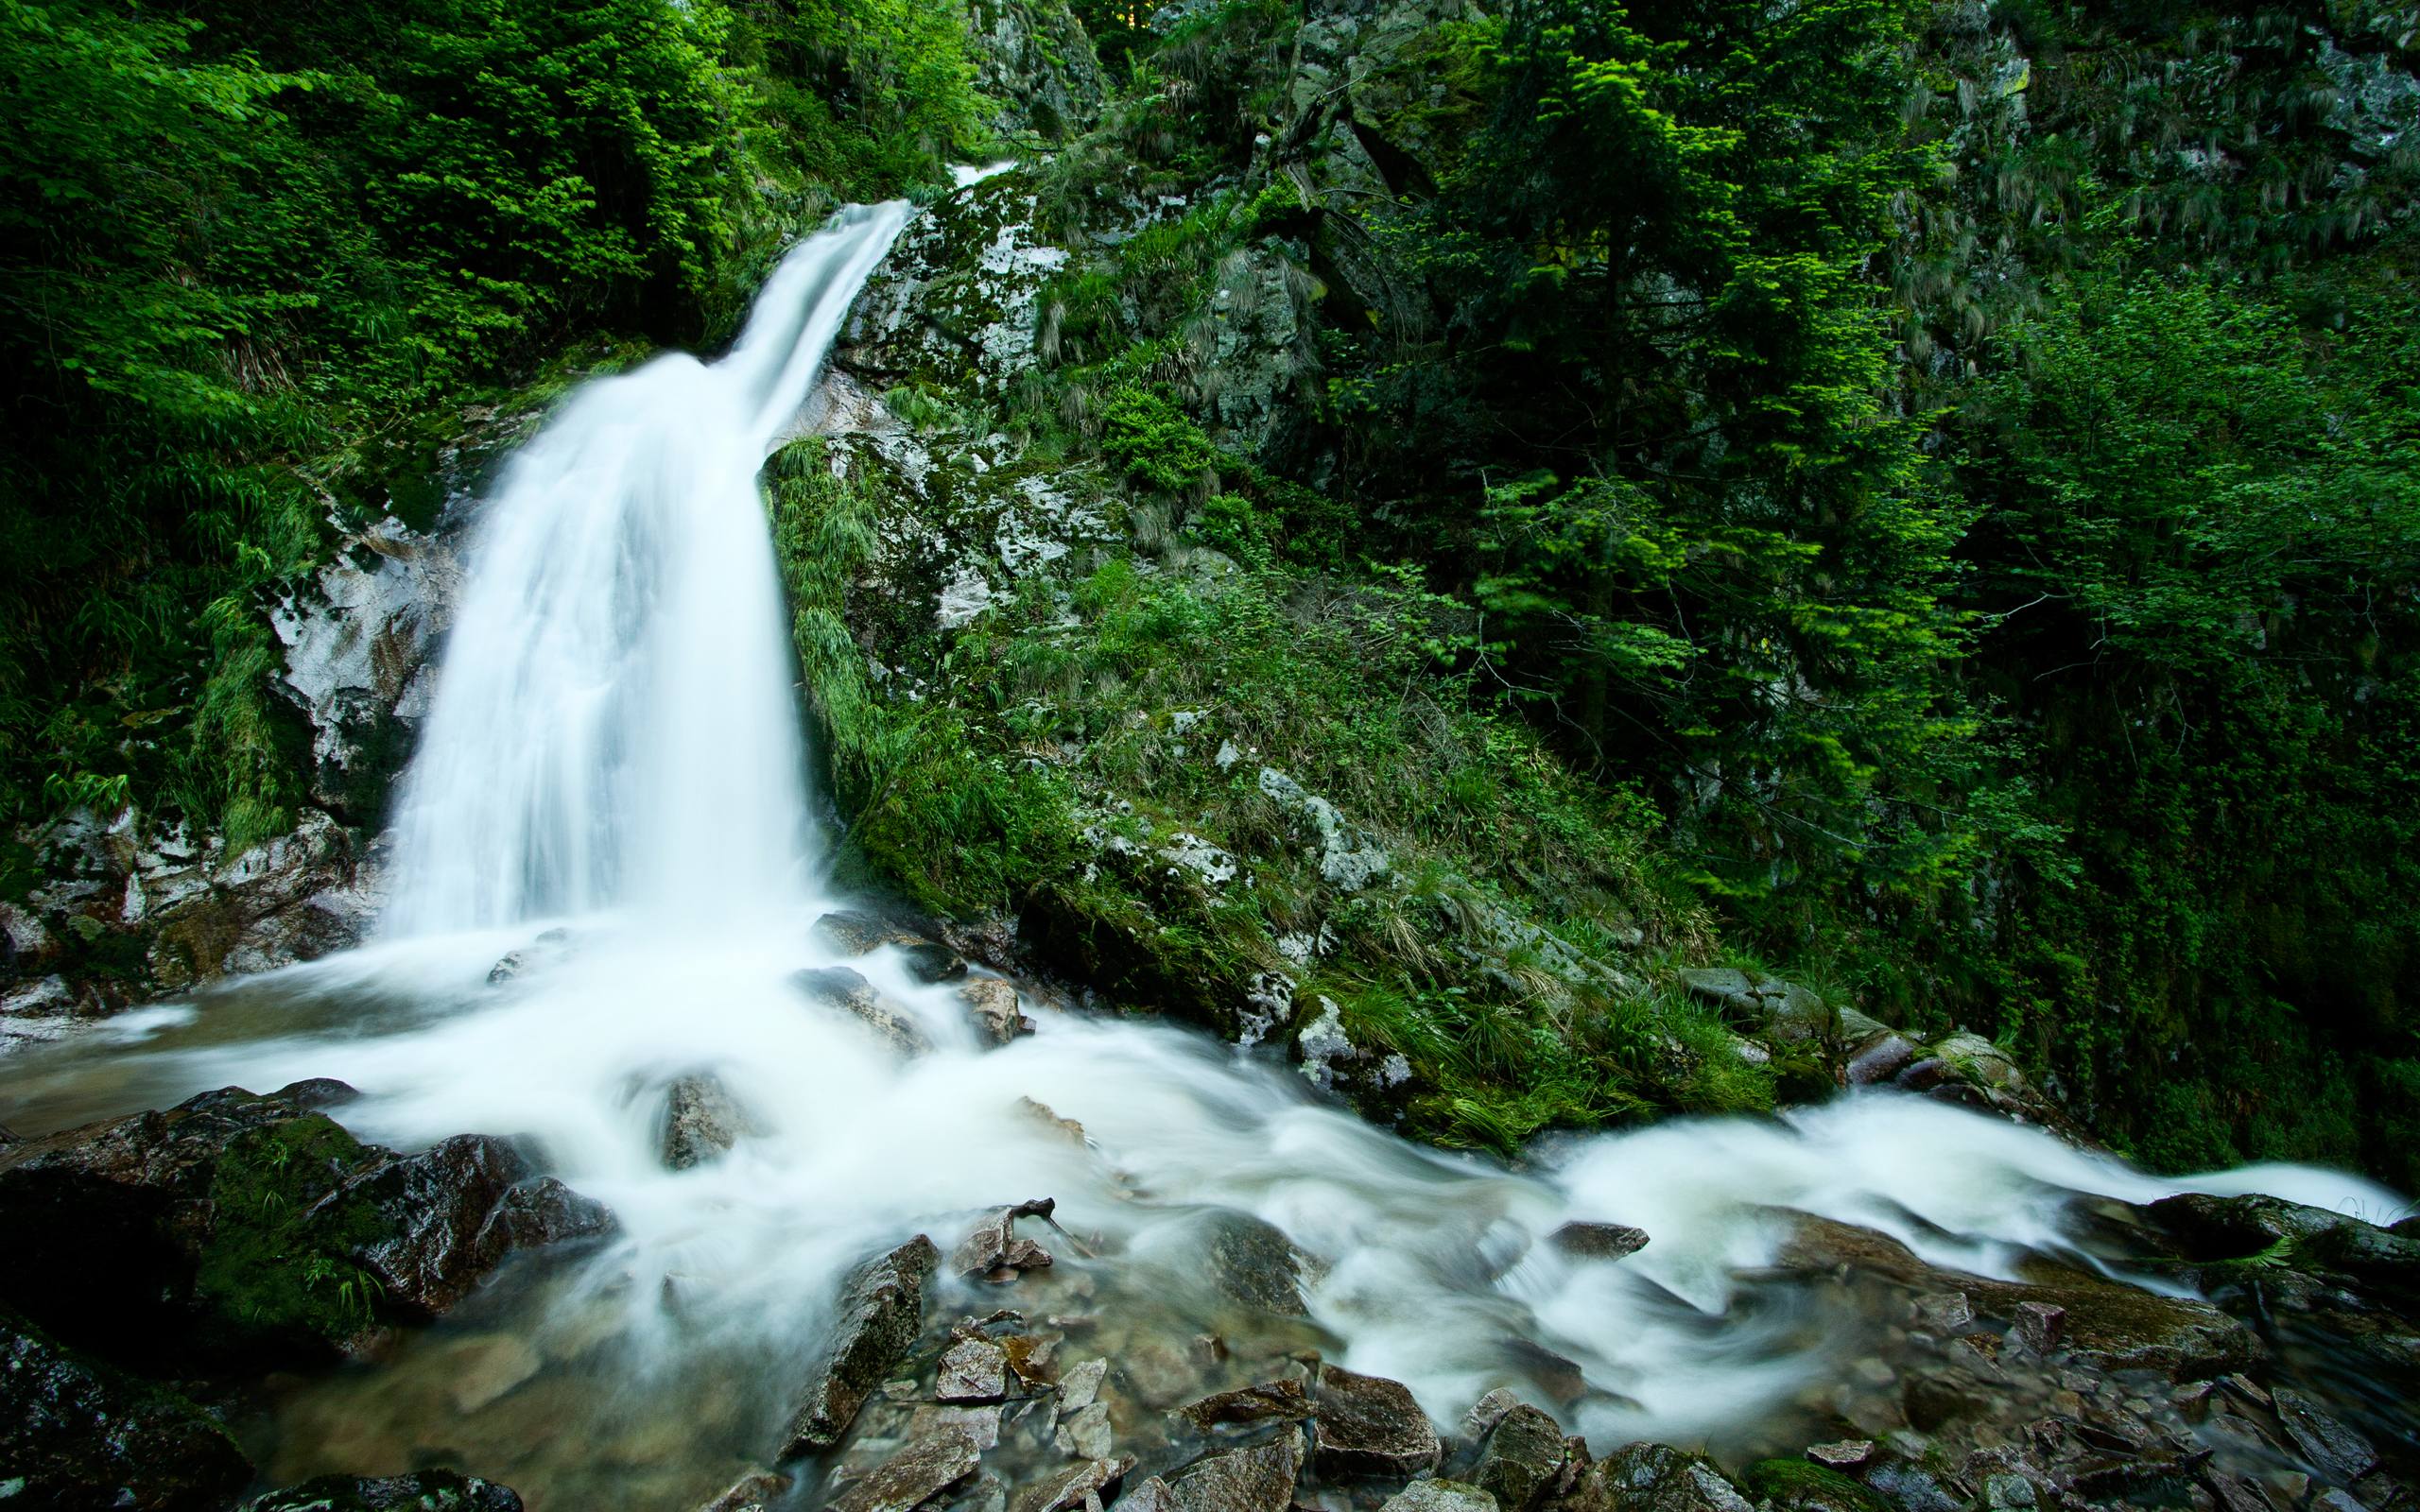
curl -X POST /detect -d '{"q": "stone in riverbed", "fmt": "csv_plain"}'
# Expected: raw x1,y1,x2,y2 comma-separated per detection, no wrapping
1560,1444,1755,1512
1547,1221,1650,1262
904,940,968,983
660,1071,761,1170
1312,1363,1440,1478
1166,1431,1304,1512
2273,1386,2378,1484
780,1235,940,1456
812,909,930,956
692,1469,791,1512
1200,1211,1311,1316
0,1306,254,1512
937,1334,1009,1402
241,1472,524,1511
1178,1376,1313,1431
793,966,935,1055
1476,1402,1570,1510
1055,1399,1115,1458
828,1428,981,1512
1014,1456,1134,1512
1380,1484,1500,1512
961,976,1035,1043
345,1133,614,1317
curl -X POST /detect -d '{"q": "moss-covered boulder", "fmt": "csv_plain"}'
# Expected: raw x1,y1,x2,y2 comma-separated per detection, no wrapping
0,1083,610,1370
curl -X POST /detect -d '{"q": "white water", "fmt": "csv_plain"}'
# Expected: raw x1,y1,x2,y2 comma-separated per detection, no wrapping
5,186,2411,1503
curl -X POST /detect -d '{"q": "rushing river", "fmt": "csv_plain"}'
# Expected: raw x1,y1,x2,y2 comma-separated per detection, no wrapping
1,179,2406,1509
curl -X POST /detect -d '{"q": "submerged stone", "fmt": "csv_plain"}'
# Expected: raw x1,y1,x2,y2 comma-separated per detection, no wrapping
1166,1431,1304,1512
827,1428,981,1512
660,1071,757,1170
793,966,935,1056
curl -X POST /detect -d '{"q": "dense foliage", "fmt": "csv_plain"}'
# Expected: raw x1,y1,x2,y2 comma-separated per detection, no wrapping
0,0,981,850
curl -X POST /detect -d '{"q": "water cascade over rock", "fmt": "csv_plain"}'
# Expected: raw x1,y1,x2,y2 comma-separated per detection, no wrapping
1,180,2413,1512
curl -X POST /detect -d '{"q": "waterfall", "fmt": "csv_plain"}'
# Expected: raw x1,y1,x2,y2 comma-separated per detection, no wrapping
380,203,912,936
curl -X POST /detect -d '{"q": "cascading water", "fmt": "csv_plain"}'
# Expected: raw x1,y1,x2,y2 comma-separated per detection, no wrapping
2,182,2410,1508
381,201,911,935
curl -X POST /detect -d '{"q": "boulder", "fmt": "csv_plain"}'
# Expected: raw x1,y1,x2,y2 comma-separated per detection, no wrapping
811,910,932,956
0,1307,253,1511
781,1235,940,1455
1312,1363,1440,1478
828,1428,981,1512
660,1071,758,1170
0,1085,609,1364
343,1133,613,1317
960,976,1035,1044
1200,1211,1310,1316
793,966,935,1056
903,941,968,984
1167,1431,1305,1512
1178,1376,1314,1431
1547,1222,1649,1262
1844,1035,1920,1086
239,1472,524,1511
1475,1402,1570,1510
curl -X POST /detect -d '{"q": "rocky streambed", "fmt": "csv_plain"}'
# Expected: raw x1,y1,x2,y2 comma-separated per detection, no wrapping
3,908,2415,1512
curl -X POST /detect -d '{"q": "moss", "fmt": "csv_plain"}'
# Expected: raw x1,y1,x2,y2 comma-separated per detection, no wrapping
193,1114,391,1351
1743,1459,1899,1512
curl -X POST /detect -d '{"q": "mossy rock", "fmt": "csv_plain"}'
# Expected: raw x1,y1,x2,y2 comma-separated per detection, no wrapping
194,1112,393,1352
1743,1458,1896,1512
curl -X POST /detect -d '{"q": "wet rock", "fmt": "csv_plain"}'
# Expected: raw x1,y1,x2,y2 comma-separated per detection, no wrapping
782,1235,940,1455
1014,1457,1134,1512
694,1469,791,1512
1313,1363,1440,1478
1113,1479,1179,1512
813,909,931,955
794,965,936,1055
904,941,969,984
1562,1445,1755,1512
938,1335,1009,1402
1200,1211,1310,1316
345,1133,613,1316
2013,1300,2066,1355
1463,1386,1524,1437
0,1306,254,1511
1845,1035,1920,1086
1476,1402,1570,1510
1742,1459,1895,1512
660,1071,761,1170
1017,1096,1084,1143
241,1472,524,1511
1167,1431,1304,1512
1806,1441,1877,1472
271,1076,362,1110
952,1199,1059,1278
0,1085,608,1362
960,977,1035,1044
1383,1484,1501,1512
1060,1355,1109,1410
2273,1386,2378,1484
2145,1192,2420,1304
1178,1376,1314,1431
1055,1399,1115,1457
1547,1222,1650,1262
909,1402,1004,1452
829,1428,982,1512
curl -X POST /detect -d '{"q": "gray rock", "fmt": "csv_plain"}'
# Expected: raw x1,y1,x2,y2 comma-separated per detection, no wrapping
1561,1445,1755,1512
1178,1376,1314,1431
1055,1399,1115,1458
1312,1363,1440,1478
693,1469,790,1512
829,1428,981,1512
0,1307,254,1511
343,1134,614,1317
937,1335,1009,1402
793,966,935,1055
1201,1211,1310,1316
1475,1403,1568,1510
2273,1386,2378,1484
241,1473,524,1511
1806,1441,1876,1471
1461,1386,1524,1437
812,909,932,955
1060,1356,1109,1411
1167,1431,1304,1512
903,941,968,984
1548,1222,1650,1261
781,1235,940,1455
1381,1484,1500,1512
959,976,1034,1044
660,1071,757,1170
1112,1480,1180,1512
1014,1457,1134,1512
908,1401,1003,1452
1845,1034,1920,1086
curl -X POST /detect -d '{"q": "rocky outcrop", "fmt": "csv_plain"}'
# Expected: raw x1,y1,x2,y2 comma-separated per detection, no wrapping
782,1235,941,1455
0,1083,610,1367
0,1306,253,1512
968,0,1107,140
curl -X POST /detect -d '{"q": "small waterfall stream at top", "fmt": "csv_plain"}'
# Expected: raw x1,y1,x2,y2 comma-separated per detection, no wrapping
0,181,2409,1509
